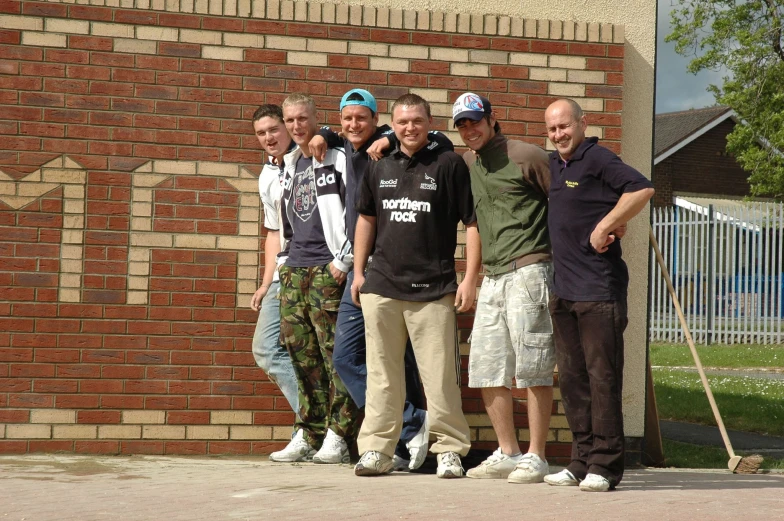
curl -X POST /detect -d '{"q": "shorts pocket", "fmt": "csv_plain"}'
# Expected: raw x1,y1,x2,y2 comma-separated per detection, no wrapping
515,332,556,382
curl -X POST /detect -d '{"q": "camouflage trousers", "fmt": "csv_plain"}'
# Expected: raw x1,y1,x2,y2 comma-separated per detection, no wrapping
279,263,360,447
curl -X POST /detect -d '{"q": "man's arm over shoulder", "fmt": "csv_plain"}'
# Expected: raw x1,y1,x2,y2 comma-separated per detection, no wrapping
507,139,551,196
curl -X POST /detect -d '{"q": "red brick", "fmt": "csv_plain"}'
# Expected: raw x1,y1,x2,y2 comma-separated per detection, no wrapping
429,76,469,90
607,72,623,85
29,440,73,452
146,396,188,409
75,441,119,454
165,441,207,454
68,35,112,51
202,16,243,32
490,37,530,52
115,9,157,25
569,42,607,57
91,52,134,68
46,49,89,64
586,85,622,99
180,58,222,74
245,20,286,35
158,12,201,28
0,30,18,46
101,394,143,409
412,33,450,46
69,5,113,20
0,44,42,61
159,41,201,58
0,441,27,454
453,36,490,49
285,22,327,38
35,379,78,393
531,41,568,54
329,26,368,41
121,441,165,455
608,45,624,58
409,60,449,75
370,29,410,44
23,1,66,16
171,351,212,365
326,54,367,70
135,143,177,159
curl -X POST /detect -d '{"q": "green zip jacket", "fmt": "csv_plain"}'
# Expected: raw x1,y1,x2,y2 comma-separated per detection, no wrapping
463,133,551,276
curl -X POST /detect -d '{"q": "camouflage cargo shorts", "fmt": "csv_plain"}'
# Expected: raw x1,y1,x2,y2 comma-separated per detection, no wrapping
468,262,556,389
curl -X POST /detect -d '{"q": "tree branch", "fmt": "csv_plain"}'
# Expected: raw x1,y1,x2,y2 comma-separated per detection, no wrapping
763,0,784,62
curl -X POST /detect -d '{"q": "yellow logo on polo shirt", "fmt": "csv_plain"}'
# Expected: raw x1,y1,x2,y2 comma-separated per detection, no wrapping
566,180,579,188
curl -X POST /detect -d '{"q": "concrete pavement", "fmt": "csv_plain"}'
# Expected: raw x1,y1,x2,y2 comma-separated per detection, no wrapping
1,455,783,520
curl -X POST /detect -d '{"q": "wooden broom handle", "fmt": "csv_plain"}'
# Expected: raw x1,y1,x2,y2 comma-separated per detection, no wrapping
649,228,737,458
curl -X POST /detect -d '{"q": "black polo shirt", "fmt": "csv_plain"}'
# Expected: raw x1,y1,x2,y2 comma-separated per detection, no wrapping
548,137,653,301
357,140,475,302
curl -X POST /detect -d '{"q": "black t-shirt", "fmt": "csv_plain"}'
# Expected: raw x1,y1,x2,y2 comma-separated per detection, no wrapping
286,155,333,267
548,137,653,301
356,141,475,302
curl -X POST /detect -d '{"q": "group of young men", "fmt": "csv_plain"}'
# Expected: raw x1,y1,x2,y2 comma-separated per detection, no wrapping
249,87,654,491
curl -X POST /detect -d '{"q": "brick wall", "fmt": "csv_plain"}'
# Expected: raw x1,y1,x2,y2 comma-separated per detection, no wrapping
0,0,624,458
653,120,750,207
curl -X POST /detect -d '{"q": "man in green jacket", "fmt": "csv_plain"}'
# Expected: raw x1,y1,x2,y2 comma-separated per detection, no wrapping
453,93,556,484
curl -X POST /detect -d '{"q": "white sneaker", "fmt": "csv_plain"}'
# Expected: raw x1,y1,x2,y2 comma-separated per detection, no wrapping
507,452,549,484
392,454,411,472
579,473,611,492
354,451,394,476
406,413,429,470
466,448,522,479
312,429,349,464
269,429,316,462
544,469,580,486
436,452,464,479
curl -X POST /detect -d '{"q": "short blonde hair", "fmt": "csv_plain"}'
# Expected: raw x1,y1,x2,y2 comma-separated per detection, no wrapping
282,93,316,114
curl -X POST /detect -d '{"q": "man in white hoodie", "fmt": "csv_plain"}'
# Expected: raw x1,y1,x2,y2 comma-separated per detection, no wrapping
269,93,359,464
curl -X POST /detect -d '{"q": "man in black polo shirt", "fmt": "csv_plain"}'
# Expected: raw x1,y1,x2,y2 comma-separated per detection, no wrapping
543,99,654,491
351,93,478,479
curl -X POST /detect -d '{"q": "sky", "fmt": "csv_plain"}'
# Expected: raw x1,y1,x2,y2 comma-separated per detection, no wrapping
655,0,727,114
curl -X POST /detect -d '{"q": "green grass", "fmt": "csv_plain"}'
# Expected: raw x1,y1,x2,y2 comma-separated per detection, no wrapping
653,368,784,436
663,439,784,470
650,343,784,369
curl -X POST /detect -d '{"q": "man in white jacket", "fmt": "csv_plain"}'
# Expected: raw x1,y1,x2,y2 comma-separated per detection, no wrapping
270,93,359,464
249,104,299,425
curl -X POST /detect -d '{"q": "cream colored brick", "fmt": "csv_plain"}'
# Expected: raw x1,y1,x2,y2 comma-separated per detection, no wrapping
64,199,84,214
239,207,259,222
237,280,258,294
588,22,600,42
575,21,588,41
261,0,275,18
61,245,83,260
44,170,86,184
99,425,140,439
349,4,361,25
510,17,524,37
130,232,173,248
568,70,605,84
335,4,348,24
557,429,573,442
536,19,548,39
509,52,548,67
574,97,604,112
272,426,293,440
202,46,243,61
7,424,51,439
131,217,152,231
228,426,272,440
129,247,150,262
123,411,165,424
465,414,492,427
128,262,149,276
241,194,259,208
53,425,96,439
444,12,457,32
497,15,510,36
239,222,258,236
306,2,320,22
135,172,173,185
211,411,253,425
224,0,237,16
288,52,327,67
322,2,335,23
131,202,152,217
61,259,83,273
361,5,375,26
0,15,43,31
389,45,427,60
63,185,85,199
409,88,448,103
469,50,507,64
549,415,570,429
451,63,488,77
46,18,89,34
60,273,81,288
114,38,157,54
61,230,83,244
524,19,537,38
266,35,306,51
549,55,586,70
430,103,452,118
348,41,388,57
128,276,149,291
530,68,567,82
470,13,483,34
209,0,222,15
403,9,416,30
430,47,468,62
477,428,497,441
179,29,222,45
431,11,444,31
389,8,402,29
484,14,497,35
237,252,257,265
225,178,256,194
136,26,178,41
31,409,76,424
549,82,585,97
187,426,229,440
217,236,259,251
370,57,408,72
224,33,263,48
376,6,389,27
134,188,152,203
563,20,575,41
174,234,216,249
237,265,256,279
17,183,58,197
196,161,238,177
306,38,346,54
416,10,429,30
456,13,470,33
59,288,80,302
600,23,614,43
142,426,185,439
22,32,66,48
613,25,625,44
126,291,147,305
63,215,84,228
586,126,604,139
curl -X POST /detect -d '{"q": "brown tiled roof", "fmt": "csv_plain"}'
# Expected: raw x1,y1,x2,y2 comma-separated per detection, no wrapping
654,106,733,157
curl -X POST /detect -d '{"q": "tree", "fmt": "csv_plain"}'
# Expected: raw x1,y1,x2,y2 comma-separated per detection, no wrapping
667,0,784,200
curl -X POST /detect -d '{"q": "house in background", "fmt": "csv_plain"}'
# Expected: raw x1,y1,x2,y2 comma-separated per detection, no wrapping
653,106,751,207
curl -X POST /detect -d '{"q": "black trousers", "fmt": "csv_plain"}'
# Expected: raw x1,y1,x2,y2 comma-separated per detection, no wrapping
549,296,628,487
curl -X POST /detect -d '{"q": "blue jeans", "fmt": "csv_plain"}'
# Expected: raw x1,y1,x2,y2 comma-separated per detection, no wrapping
251,281,299,417
333,271,426,453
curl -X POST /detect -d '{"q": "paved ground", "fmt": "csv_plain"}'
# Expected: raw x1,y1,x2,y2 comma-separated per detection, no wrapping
662,420,784,458
1,455,783,520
